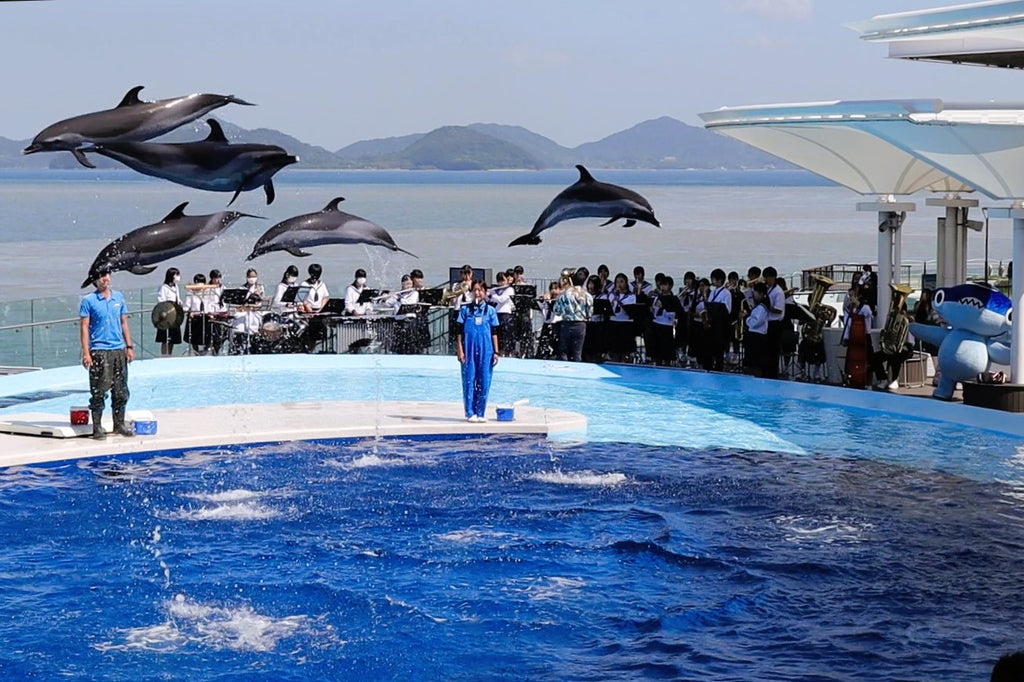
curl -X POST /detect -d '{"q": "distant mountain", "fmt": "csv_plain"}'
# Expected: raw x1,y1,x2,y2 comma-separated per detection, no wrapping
335,133,424,159
0,115,790,170
380,126,543,170
573,116,792,169
466,123,575,167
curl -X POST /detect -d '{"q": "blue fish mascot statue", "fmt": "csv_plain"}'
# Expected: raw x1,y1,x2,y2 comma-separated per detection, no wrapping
909,283,1012,400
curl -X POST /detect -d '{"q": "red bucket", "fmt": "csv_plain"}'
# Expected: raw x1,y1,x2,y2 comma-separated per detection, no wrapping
70,406,89,426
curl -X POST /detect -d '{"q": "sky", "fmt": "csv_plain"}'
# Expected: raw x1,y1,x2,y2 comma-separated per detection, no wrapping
4,0,1024,151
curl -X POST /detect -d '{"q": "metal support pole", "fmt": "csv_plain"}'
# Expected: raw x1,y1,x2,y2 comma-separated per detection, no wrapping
858,198,914,330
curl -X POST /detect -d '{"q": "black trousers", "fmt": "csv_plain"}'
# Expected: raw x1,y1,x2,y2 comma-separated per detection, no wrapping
88,349,129,415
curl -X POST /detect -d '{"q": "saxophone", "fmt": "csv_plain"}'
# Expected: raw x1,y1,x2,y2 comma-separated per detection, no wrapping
801,274,836,343
880,283,914,355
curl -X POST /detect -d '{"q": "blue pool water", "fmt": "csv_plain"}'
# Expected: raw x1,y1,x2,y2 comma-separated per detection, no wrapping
1,357,1023,679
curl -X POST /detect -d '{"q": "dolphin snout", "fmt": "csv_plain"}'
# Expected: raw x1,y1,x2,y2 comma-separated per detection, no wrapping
22,143,42,155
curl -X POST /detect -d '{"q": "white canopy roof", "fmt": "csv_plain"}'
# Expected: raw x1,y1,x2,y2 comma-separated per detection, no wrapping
849,0,1024,68
700,99,1024,199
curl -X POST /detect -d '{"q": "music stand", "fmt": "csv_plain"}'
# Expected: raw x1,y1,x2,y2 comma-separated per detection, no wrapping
396,304,420,317
418,288,443,306
786,302,817,324
623,303,650,322
320,298,346,315
279,286,302,304
357,289,380,304
513,284,537,298
657,294,683,314
220,288,250,306
593,299,613,318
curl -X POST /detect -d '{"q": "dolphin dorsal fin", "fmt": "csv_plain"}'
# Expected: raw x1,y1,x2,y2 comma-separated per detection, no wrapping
117,86,145,108
161,202,189,222
323,197,346,212
575,165,596,183
204,119,228,143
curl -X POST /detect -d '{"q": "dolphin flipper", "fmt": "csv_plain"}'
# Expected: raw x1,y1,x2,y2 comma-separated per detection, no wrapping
909,322,949,348
598,217,617,227
622,219,637,228
72,149,96,169
988,340,1011,366
130,264,158,276
286,247,313,257
264,180,276,205
509,233,542,247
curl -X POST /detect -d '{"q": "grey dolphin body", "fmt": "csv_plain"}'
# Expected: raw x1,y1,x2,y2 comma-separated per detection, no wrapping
24,86,254,168
508,165,660,247
246,197,417,260
81,202,259,287
86,120,298,205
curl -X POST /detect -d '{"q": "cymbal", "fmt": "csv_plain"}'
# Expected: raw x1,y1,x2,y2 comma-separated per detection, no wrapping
151,301,183,330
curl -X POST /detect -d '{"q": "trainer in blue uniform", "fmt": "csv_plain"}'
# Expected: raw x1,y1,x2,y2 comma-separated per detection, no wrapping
79,269,135,440
456,280,500,422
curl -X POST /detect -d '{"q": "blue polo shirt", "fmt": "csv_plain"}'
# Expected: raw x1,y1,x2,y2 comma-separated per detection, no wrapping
79,289,128,351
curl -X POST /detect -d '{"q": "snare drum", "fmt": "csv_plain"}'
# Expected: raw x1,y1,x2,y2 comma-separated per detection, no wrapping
261,320,283,341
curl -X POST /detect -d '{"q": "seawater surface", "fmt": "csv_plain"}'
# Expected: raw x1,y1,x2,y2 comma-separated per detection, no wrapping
1,435,1022,680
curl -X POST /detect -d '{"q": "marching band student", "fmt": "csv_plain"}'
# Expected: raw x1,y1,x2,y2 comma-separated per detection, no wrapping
344,268,373,316
632,265,654,301
448,264,475,352
583,275,606,362
184,273,212,355
689,277,711,369
647,275,677,366
762,266,785,379
205,269,226,354
156,267,182,356
597,263,613,294
487,271,515,355
606,273,638,362
536,280,563,359
386,274,421,354
298,263,329,353
704,268,733,371
743,282,770,377
677,271,698,366
272,265,300,313
243,267,264,304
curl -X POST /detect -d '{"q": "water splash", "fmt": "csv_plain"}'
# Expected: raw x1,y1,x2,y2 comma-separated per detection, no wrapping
95,594,336,653
528,469,628,487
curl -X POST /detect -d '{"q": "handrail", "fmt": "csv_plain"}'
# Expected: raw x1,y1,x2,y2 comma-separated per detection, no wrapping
0,309,147,332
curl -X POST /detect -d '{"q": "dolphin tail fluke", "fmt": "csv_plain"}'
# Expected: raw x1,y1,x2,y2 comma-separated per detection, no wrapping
264,180,276,205
129,265,158,276
508,234,541,247
286,247,313,257
72,149,96,169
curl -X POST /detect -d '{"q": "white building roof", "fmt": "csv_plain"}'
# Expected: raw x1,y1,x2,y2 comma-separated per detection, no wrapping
849,0,1024,68
700,99,1024,199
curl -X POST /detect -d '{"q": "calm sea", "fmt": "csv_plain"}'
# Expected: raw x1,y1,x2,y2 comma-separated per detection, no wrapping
0,168,1011,302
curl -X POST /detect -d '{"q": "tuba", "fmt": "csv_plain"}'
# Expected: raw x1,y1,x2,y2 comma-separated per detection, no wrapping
880,282,914,355
801,274,836,344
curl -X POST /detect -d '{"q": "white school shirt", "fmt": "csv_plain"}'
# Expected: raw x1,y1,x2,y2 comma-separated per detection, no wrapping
842,303,874,343
707,285,732,314
299,279,329,312
488,285,515,314
650,294,675,327
746,303,768,335
345,284,372,315
157,283,180,304
608,291,636,323
766,284,785,322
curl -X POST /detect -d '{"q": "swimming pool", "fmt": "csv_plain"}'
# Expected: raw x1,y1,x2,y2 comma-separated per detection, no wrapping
0,356,1022,679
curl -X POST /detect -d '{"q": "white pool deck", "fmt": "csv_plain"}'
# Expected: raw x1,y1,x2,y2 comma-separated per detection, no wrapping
0,401,587,468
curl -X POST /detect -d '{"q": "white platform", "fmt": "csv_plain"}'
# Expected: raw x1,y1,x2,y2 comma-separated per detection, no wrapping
0,401,587,468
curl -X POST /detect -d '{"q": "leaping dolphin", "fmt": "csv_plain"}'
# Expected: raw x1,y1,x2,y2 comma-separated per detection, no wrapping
24,86,254,168
81,202,259,288
85,120,298,205
508,164,660,247
246,197,417,260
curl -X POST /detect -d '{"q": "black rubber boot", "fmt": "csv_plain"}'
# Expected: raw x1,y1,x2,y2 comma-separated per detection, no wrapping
112,410,135,437
91,411,106,440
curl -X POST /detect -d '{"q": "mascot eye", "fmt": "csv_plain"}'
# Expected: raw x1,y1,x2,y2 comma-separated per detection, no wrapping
1008,309,1013,324
934,290,944,305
